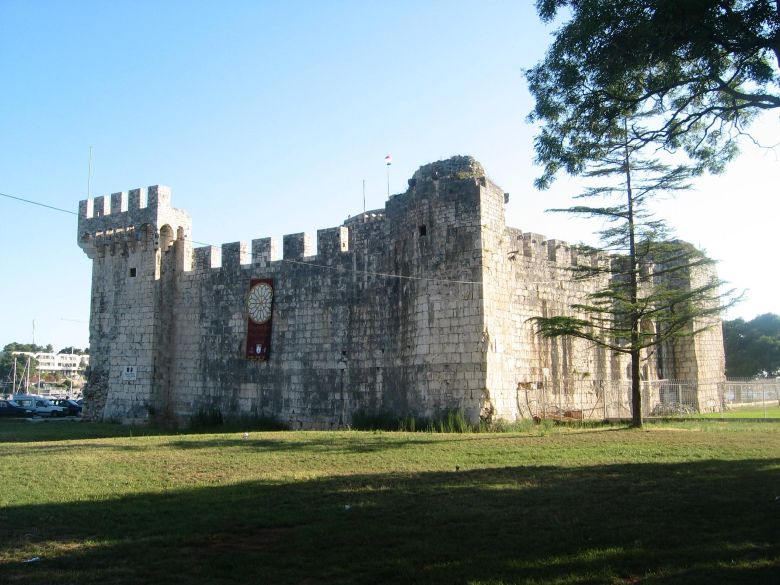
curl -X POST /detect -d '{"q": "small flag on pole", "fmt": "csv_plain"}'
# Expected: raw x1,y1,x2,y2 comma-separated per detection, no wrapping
385,154,392,198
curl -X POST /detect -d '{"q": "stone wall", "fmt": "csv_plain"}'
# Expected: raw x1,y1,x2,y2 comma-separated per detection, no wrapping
479,178,631,420
77,156,727,426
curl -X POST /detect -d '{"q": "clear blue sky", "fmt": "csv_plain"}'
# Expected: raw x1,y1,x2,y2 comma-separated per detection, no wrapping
1,0,778,351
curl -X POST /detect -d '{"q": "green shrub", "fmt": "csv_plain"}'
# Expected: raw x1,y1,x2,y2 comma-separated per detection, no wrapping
480,418,537,433
436,410,474,433
352,409,477,433
223,413,289,432
190,406,223,430
350,409,402,431
190,407,288,432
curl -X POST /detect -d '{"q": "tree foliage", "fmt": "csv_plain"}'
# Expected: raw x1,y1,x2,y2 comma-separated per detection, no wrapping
0,343,44,392
723,313,780,377
529,119,732,426
525,0,761,425
58,346,88,355
2,342,49,354
527,0,780,188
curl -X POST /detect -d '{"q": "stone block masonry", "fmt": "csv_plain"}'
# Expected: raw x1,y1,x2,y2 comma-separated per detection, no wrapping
77,156,726,427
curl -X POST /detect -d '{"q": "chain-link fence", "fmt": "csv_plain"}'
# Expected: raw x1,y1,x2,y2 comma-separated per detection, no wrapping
517,378,779,421
724,378,780,404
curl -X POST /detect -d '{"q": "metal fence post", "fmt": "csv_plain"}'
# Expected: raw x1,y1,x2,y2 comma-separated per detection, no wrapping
764,384,767,419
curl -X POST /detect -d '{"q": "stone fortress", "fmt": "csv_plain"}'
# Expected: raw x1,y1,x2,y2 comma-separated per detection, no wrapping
77,156,725,427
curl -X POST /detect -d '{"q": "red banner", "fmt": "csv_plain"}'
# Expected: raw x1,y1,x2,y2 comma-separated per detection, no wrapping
246,278,274,361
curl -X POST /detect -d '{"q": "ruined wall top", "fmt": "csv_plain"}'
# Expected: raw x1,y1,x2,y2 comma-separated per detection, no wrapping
410,155,485,184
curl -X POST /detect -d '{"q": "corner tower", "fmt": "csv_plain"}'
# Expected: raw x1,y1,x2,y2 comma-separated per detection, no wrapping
78,187,192,422
380,156,491,422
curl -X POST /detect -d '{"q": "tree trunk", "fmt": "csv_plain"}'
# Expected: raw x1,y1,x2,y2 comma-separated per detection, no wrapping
624,119,642,428
630,347,642,427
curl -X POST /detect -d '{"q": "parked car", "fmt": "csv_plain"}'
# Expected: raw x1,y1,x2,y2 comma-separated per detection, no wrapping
0,399,35,418
53,398,82,416
12,395,67,417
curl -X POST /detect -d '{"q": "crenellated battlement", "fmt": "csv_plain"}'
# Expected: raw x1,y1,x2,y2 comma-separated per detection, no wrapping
79,185,172,220
282,232,313,260
188,226,349,273
193,245,222,270
78,186,191,259
505,229,613,269
77,170,618,274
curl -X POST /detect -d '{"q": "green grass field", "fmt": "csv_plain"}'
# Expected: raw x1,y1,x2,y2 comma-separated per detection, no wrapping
1,420,778,584
700,405,780,419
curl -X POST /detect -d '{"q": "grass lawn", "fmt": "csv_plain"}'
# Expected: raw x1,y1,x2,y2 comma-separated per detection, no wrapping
699,405,780,419
0,420,778,584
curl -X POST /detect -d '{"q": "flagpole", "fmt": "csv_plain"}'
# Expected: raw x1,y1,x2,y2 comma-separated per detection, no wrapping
88,146,93,198
385,154,392,198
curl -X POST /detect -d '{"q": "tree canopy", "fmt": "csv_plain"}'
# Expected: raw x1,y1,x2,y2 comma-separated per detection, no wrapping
0,344,42,393
58,347,88,355
527,0,780,188
2,342,51,354
523,2,762,424
529,117,729,426
723,313,780,377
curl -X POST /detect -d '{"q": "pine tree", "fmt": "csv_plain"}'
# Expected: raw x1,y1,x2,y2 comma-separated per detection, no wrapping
531,119,734,426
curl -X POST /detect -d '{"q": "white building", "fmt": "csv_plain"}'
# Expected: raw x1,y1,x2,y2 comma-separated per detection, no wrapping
11,352,89,377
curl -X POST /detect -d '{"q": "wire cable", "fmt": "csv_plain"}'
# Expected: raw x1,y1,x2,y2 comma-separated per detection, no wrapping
0,191,78,215
281,258,481,285
2,188,712,289
1,189,215,246
0,188,555,285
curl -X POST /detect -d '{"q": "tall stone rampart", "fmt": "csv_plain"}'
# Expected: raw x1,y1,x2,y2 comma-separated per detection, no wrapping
77,156,726,426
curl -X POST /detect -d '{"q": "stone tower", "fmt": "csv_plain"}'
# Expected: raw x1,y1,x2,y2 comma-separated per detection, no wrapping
78,187,191,422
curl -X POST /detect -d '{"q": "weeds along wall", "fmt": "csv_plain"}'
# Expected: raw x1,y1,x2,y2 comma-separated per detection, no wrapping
77,156,726,427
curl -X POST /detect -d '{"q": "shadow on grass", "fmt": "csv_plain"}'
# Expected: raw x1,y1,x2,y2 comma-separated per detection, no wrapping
1,419,560,455
0,417,632,445
0,420,179,443
1,459,778,585
0,420,292,445
165,434,469,455
0,421,476,450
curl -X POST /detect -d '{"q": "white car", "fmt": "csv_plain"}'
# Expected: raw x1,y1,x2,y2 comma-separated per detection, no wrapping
11,395,67,417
